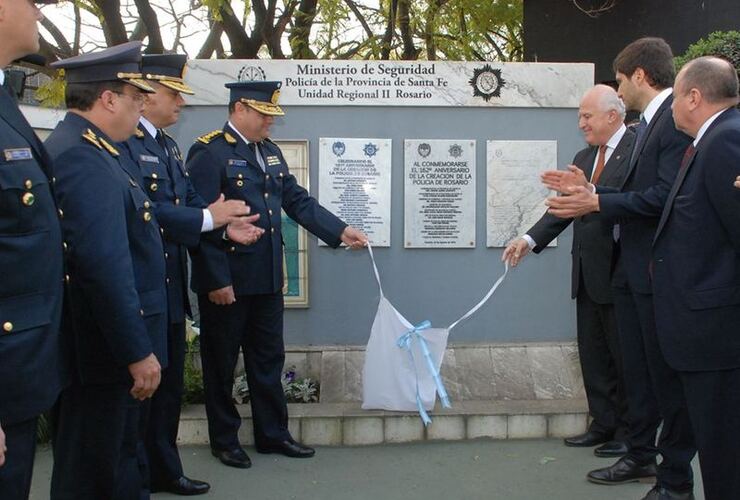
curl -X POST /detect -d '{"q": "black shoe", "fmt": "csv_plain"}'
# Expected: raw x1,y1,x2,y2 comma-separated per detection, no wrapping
563,430,612,447
152,476,211,496
594,440,629,457
587,456,657,485
211,447,252,468
256,438,315,458
640,485,695,500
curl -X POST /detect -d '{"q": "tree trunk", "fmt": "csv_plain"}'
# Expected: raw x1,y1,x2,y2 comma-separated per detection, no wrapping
95,0,128,46
133,0,164,53
289,0,317,59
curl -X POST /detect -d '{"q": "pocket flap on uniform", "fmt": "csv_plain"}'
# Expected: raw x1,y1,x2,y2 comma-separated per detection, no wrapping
0,292,52,334
139,158,169,181
0,162,48,190
686,284,740,310
138,288,166,317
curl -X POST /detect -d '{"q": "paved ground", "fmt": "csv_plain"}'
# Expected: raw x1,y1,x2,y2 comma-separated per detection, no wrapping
30,440,704,500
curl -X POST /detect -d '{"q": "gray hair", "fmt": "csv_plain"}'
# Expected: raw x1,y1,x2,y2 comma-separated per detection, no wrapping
598,89,626,118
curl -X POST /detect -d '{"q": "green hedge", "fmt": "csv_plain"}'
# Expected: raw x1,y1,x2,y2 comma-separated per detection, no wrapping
675,30,740,77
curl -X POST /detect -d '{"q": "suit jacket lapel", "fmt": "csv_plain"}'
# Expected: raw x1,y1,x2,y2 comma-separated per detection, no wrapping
579,147,597,180
654,108,737,242
622,96,673,187
0,86,52,177
599,132,633,186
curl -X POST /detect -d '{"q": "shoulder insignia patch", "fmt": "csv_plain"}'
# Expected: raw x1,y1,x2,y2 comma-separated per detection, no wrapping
134,128,145,139
98,137,120,157
196,130,223,144
82,129,102,149
223,132,237,145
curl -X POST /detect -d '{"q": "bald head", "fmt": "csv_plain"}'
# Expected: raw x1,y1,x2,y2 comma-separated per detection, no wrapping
578,85,625,146
672,56,739,137
676,56,739,105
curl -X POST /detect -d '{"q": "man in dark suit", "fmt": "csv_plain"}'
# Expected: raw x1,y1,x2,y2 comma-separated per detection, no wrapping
0,2,66,499
44,42,167,500
187,81,367,469
544,38,697,500
653,56,740,500
504,84,633,458
119,54,260,497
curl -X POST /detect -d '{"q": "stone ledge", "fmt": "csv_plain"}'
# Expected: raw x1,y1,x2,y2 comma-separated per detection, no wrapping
179,400,588,446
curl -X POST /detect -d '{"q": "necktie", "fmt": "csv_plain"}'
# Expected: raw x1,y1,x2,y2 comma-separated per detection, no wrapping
591,145,607,184
155,129,169,157
679,143,696,173
249,142,266,171
630,116,648,164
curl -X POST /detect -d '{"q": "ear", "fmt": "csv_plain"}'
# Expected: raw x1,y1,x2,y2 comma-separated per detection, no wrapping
98,89,118,113
688,88,702,109
632,68,645,85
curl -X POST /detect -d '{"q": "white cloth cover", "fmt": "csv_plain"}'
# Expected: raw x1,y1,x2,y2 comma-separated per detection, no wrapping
361,245,507,413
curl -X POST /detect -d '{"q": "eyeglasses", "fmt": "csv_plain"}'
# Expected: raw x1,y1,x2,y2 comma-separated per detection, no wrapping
110,90,146,103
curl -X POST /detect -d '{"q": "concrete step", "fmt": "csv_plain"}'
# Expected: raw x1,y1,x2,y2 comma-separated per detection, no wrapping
178,399,589,447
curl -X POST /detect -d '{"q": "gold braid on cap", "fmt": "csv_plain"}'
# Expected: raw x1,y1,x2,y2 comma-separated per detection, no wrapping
145,74,185,83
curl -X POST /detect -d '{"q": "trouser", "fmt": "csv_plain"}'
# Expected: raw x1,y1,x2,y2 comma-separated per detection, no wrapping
575,281,628,440
51,383,142,500
199,292,290,451
0,417,38,500
612,281,696,491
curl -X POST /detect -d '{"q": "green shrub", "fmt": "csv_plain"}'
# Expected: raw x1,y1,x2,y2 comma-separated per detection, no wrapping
675,30,740,77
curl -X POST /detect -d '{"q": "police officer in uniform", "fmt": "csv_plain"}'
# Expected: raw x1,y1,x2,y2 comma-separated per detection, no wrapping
187,81,367,468
119,54,261,496
0,1,65,499
45,42,167,500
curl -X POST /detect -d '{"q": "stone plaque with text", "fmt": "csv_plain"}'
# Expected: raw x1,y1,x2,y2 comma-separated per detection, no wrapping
319,138,392,247
487,141,557,247
404,140,476,248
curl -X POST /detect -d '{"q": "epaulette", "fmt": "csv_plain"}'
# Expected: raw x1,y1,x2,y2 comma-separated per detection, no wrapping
223,132,237,145
82,128,102,149
134,128,145,139
98,137,120,157
196,130,223,144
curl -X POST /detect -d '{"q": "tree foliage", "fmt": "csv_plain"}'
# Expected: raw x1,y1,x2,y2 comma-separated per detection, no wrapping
38,0,523,62
675,30,740,79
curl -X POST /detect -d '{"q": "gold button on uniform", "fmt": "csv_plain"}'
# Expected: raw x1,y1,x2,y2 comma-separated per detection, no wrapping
140,309,144,316
164,252,169,259
271,227,275,234
264,192,269,198
58,208,64,218
236,180,244,187
22,192,35,206
144,201,150,209
175,198,180,205
24,179,32,189
143,211,152,222
268,209,273,216
3,322,13,333
65,274,70,283
150,183,158,192
151,173,158,179
63,242,68,251
265,174,270,180
166,278,170,284
237,173,244,179
230,246,236,252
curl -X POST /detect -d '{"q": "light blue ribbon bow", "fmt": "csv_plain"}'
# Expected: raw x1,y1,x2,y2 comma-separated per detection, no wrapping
396,320,451,425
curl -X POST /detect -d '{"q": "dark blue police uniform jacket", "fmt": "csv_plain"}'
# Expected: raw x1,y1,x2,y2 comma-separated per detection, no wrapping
187,124,347,296
120,124,205,324
46,113,168,384
0,86,65,425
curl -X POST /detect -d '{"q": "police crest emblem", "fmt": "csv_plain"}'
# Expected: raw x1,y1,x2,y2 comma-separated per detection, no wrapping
332,141,346,157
